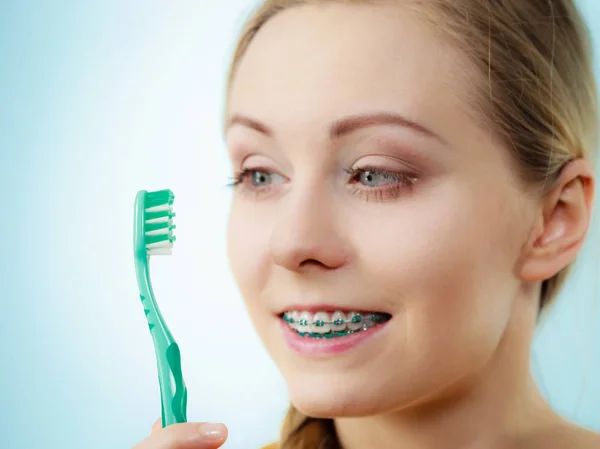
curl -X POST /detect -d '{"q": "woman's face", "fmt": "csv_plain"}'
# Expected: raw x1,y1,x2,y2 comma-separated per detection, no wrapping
225,3,535,417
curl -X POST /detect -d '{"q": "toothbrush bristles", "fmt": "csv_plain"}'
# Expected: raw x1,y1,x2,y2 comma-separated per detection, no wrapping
143,190,176,257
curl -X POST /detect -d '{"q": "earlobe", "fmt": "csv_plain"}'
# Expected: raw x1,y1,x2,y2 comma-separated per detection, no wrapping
518,159,595,283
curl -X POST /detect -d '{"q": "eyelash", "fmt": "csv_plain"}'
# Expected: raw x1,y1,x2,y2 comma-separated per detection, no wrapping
344,166,416,201
226,165,416,201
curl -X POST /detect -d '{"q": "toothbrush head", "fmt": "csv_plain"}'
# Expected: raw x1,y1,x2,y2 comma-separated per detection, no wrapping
134,189,176,260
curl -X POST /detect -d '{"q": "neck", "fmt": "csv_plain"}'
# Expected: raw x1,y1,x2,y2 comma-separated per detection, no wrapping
333,295,558,449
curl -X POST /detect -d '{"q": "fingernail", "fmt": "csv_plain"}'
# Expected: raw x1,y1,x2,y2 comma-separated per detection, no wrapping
198,423,226,441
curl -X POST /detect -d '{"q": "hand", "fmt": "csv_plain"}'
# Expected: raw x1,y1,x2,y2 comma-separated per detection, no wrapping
133,418,228,449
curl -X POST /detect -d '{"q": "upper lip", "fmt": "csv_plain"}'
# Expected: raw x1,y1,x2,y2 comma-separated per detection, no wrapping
275,303,392,315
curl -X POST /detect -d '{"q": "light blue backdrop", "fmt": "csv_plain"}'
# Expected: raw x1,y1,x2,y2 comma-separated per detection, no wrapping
0,1,598,448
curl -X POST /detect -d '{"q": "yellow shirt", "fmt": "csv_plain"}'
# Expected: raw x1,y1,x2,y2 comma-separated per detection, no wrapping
261,444,278,449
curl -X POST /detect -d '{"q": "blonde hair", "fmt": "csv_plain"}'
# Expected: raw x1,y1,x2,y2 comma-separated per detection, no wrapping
224,1,599,448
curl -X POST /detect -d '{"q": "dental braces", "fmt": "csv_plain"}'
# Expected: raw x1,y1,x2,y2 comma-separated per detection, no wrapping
284,315,389,339
295,327,367,338
282,312,390,328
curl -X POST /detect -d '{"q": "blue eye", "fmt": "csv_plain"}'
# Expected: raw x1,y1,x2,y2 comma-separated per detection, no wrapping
344,166,417,201
250,170,285,186
358,170,398,187
229,168,286,189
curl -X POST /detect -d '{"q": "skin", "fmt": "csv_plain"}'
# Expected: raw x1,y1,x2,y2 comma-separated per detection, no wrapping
132,3,597,449
133,420,227,449
224,3,597,449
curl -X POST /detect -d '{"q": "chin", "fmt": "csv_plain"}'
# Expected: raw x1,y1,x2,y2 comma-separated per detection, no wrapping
286,373,401,418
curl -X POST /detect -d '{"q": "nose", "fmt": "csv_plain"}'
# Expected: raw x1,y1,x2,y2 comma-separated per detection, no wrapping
268,189,348,272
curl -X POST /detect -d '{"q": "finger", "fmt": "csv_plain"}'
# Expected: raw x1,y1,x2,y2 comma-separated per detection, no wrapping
151,418,162,435
134,422,228,449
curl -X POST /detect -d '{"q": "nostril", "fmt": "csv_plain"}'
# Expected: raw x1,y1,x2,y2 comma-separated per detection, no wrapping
298,258,326,268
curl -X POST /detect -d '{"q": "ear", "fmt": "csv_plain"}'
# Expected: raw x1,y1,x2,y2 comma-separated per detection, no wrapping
519,158,595,282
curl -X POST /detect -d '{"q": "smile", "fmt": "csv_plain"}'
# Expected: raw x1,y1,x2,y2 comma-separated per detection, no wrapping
282,310,392,339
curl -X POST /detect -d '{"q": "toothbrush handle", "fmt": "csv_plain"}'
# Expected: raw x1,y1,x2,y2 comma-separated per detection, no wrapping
157,341,188,426
137,261,188,427
140,290,189,427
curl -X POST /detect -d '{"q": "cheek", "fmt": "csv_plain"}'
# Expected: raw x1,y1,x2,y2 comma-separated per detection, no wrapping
354,184,499,290
353,184,516,357
226,202,272,306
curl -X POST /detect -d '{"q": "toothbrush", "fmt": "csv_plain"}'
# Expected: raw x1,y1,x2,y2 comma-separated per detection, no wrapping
133,189,188,427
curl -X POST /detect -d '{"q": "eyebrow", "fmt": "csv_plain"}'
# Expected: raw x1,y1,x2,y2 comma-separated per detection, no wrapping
225,112,445,143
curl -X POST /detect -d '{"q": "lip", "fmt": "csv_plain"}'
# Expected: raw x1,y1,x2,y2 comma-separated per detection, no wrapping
275,304,391,315
278,315,392,356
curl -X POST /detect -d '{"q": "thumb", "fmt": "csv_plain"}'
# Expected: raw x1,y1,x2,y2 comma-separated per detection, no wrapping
136,422,228,449
151,418,162,435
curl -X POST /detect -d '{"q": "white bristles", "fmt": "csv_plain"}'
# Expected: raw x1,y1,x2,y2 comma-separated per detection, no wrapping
143,197,175,257
145,204,171,213
147,249,173,256
145,229,169,236
146,241,173,250
145,217,170,224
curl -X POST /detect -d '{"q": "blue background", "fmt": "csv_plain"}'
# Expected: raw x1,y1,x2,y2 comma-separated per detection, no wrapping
1,1,599,448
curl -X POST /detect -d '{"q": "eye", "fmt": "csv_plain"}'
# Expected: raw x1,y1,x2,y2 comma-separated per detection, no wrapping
227,168,287,190
345,166,414,188
344,166,417,202
249,170,285,187
358,170,398,187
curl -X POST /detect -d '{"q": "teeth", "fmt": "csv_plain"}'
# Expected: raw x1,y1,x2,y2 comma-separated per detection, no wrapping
291,311,301,330
283,310,389,335
310,312,331,333
330,311,347,331
346,311,363,331
297,311,312,333
362,313,375,328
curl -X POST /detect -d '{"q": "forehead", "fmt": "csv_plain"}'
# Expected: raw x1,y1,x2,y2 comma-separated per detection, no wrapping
227,3,472,134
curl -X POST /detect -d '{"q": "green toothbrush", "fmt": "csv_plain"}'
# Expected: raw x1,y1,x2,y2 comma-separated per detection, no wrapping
133,189,188,427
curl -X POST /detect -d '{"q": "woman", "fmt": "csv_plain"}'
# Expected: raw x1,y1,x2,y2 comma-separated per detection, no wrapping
134,0,599,448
